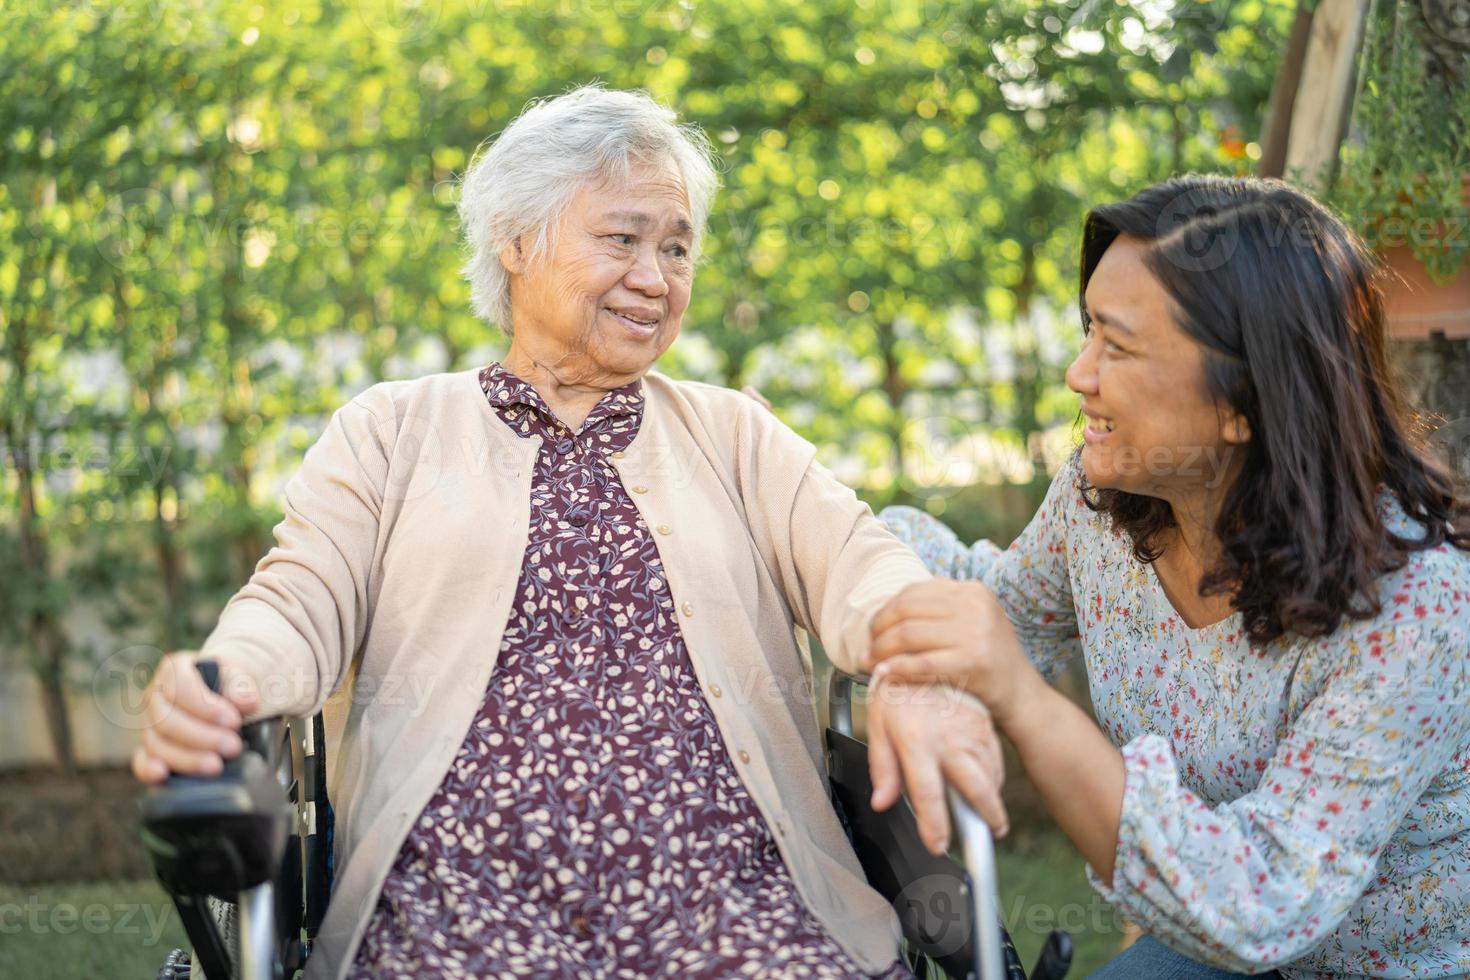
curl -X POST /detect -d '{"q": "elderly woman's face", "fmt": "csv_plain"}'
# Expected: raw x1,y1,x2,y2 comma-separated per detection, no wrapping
504,160,694,381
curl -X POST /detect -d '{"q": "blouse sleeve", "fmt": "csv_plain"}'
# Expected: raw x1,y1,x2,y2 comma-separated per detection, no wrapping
879,457,1084,682
1089,603,1470,971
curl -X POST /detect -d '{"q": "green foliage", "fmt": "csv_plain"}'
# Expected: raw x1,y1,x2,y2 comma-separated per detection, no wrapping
1331,0,1470,283
0,0,1290,764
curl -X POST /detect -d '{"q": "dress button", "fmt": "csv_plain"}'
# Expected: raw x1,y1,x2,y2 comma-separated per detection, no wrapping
555,438,575,455
562,606,580,624
709,683,722,698
567,511,589,527
656,524,672,535
680,601,694,617
570,912,592,937
631,485,648,494
569,790,588,813
737,750,750,764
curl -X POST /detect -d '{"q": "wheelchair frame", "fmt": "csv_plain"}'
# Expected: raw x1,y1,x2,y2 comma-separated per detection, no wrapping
143,665,1068,980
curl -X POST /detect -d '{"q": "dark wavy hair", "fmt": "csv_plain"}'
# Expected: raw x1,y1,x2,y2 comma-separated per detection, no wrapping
1078,174,1468,644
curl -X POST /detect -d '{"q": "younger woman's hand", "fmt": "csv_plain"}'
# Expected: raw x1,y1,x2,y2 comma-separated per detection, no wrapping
866,579,1044,729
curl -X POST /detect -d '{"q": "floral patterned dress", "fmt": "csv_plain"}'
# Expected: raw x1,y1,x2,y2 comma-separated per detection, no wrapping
350,364,908,979
881,456,1470,979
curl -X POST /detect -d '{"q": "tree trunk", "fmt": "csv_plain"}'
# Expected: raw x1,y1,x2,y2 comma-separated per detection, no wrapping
7,382,76,775
878,322,908,498
1013,240,1043,462
1258,2,1317,178
153,473,187,650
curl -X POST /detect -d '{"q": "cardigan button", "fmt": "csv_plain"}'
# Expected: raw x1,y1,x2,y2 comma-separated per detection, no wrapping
709,683,723,699
611,450,626,459
737,750,750,764
656,524,672,535
680,601,694,617
631,485,648,494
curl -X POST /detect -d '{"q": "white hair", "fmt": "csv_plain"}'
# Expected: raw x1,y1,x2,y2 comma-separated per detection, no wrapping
456,83,720,330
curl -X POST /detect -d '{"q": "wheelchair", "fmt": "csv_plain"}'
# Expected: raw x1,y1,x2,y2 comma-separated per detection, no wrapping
141,663,1072,980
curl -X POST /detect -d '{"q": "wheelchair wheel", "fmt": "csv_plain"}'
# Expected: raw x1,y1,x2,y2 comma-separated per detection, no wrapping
156,896,240,980
157,947,192,980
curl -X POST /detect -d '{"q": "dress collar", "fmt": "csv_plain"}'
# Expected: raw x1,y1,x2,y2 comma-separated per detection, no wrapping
477,362,644,430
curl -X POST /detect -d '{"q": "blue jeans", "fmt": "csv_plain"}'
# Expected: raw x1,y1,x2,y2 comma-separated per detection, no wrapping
1087,936,1283,979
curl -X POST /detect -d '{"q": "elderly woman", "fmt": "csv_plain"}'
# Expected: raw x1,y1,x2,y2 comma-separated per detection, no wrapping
868,176,1470,978
132,85,1003,980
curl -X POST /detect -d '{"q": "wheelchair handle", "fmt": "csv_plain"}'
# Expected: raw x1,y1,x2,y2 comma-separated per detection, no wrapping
827,670,1007,980
195,661,281,980
140,661,290,980
196,658,222,696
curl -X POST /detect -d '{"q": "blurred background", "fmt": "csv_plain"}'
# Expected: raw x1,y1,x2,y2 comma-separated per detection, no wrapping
2,0,1467,975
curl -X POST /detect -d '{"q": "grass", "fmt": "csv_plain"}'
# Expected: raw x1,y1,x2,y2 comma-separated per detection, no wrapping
996,829,1126,976
0,879,189,979
1,831,1120,979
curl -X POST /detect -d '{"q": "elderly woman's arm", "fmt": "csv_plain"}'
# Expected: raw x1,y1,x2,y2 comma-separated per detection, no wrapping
729,395,932,676
134,389,392,781
197,388,395,720
725,396,1013,844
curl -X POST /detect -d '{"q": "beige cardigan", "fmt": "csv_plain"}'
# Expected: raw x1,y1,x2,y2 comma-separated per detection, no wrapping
199,367,932,979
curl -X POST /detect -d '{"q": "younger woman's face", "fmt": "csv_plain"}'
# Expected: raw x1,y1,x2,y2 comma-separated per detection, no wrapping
1064,234,1250,504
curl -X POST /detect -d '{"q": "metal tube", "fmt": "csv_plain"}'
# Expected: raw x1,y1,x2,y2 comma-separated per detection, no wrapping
950,787,1005,980
236,882,275,980
828,667,1006,980
828,670,856,738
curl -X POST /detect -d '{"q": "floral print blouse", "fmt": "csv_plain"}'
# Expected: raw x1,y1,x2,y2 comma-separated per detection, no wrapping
881,456,1470,978
351,364,908,979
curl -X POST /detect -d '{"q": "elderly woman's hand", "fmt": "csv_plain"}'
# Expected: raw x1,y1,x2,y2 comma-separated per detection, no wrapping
866,580,1047,731
131,653,261,784
867,680,1008,854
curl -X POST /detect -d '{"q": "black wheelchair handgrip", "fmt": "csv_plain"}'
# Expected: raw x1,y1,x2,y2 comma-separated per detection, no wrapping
182,660,280,782
139,660,293,898
196,658,221,695
1029,929,1073,980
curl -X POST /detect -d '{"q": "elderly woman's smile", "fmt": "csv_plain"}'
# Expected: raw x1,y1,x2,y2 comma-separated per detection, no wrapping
489,161,695,415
